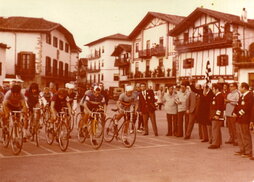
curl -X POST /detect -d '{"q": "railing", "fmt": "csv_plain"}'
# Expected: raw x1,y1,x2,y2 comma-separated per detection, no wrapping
138,49,152,58
174,32,233,49
87,52,101,60
120,75,128,80
15,65,35,79
87,68,101,73
127,69,172,79
114,58,130,67
151,46,166,57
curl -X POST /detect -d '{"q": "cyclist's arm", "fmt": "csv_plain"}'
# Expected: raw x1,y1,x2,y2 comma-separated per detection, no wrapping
66,102,72,116
21,99,28,113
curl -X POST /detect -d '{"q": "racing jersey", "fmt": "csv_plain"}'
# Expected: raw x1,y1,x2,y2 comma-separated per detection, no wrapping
85,93,105,111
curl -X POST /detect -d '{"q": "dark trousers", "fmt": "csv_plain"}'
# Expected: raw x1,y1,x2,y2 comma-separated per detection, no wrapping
201,123,212,142
236,122,252,155
158,103,163,110
142,111,158,135
135,113,144,129
166,114,177,136
226,116,237,144
185,111,196,138
177,111,189,137
211,120,222,146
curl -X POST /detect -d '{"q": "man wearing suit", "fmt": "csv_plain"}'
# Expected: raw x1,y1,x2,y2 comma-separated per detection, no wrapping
208,84,224,149
138,83,158,136
184,83,202,139
233,82,253,159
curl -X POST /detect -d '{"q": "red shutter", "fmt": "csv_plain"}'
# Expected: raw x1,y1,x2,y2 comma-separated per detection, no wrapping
217,55,228,66
30,54,36,74
16,52,22,74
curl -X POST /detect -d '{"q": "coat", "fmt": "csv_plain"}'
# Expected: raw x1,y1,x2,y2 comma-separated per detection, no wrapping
209,92,224,121
139,89,157,113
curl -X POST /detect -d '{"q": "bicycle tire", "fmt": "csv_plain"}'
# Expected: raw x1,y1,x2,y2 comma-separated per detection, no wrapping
121,121,136,148
58,122,69,152
103,117,115,143
45,122,54,145
11,123,23,155
2,127,10,148
90,116,104,150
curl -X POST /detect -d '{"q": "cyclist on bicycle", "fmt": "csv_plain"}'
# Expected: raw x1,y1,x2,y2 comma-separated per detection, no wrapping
80,86,106,143
50,88,72,123
114,85,138,144
2,84,28,139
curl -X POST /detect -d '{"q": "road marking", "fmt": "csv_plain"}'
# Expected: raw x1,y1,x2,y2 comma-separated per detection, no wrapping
68,147,82,152
27,140,58,154
145,137,179,145
0,153,4,158
22,149,32,156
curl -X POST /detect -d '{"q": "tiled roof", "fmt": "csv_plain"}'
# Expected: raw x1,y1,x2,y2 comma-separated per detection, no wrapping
0,16,81,52
170,7,254,36
129,11,185,40
111,44,131,56
85,33,129,46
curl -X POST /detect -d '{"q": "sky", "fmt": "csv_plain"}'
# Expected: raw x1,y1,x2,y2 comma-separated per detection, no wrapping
0,0,254,56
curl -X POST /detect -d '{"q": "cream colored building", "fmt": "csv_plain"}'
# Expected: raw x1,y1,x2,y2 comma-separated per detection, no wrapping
0,16,81,88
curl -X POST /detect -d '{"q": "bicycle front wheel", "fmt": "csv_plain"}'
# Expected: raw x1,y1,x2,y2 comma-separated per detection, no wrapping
2,127,10,148
89,118,104,150
45,122,54,145
121,121,136,148
103,118,115,143
58,122,69,152
10,124,23,155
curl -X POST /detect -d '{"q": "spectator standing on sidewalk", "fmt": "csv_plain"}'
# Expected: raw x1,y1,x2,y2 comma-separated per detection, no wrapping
224,82,240,146
233,82,253,159
138,83,158,136
157,86,164,110
133,83,144,132
163,85,177,136
175,83,189,137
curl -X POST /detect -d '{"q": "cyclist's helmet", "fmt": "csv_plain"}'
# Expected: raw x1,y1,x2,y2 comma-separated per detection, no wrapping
11,84,21,94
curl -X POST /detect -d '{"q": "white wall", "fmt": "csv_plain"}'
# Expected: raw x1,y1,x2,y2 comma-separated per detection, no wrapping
0,47,7,84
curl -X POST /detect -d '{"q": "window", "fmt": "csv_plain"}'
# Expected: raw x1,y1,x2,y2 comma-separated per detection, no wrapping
146,60,150,72
249,73,254,89
53,59,58,76
102,46,104,53
135,43,139,53
159,37,164,46
183,58,194,69
184,32,189,43
217,55,228,66
45,57,51,75
113,74,119,81
46,34,51,44
101,74,104,81
59,40,64,50
17,52,35,73
102,60,104,67
0,62,2,75
53,37,58,48
59,61,63,76
65,43,69,53
159,59,163,67
98,74,100,83
135,62,139,73
94,75,96,83
90,75,92,83
146,40,150,49
65,63,68,77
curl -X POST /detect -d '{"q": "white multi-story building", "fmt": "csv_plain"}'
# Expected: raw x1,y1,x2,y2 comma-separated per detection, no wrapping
0,16,81,88
0,43,8,84
127,12,185,90
169,8,254,87
85,33,131,89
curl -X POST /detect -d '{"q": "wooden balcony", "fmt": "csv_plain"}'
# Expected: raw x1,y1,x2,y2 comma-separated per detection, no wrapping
15,65,35,79
87,68,101,73
138,49,152,58
44,71,76,81
234,56,254,68
151,46,166,57
174,32,233,52
114,58,130,67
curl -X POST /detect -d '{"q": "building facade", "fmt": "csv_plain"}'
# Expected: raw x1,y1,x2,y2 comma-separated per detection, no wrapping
169,8,254,86
85,33,131,89
125,12,184,90
0,17,80,88
0,43,8,84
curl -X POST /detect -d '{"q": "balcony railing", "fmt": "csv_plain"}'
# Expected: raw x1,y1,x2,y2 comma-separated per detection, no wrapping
87,51,101,60
87,68,101,73
151,46,166,57
127,68,172,79
174,32,233,51
138,49,152,58
15,65,35,79
114,58,130,67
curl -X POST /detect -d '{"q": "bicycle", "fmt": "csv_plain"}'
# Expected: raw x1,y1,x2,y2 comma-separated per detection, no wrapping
44,108,70,152
77,107,105,149
104,108,136,148
29,107,41,147
3,111,26,155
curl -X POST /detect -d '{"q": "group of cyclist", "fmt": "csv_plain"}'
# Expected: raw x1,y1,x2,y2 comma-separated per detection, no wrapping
0,81,138,151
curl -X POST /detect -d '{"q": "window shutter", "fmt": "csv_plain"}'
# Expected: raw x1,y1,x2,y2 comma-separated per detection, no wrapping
217,55,228,66
30,54,36,74
16,52,22,74
183,58,194,69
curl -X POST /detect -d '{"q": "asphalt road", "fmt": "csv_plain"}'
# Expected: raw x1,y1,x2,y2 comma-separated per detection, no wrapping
1,102,254,182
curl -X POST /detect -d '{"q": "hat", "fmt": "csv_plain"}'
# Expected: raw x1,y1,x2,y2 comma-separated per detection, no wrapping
65,83,75,89
94,86,101,91
125,85,133,92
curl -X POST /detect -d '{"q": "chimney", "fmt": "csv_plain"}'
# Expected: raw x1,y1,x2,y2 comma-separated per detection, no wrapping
241,8,247,22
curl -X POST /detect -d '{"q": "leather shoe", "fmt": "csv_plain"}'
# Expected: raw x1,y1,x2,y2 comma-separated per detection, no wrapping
184,136,190,140
234,151,245,156
225,141,233,144
201,139,208,142
208,145,220,149
143,133,148,136
242,153,252,158
250,156,254,160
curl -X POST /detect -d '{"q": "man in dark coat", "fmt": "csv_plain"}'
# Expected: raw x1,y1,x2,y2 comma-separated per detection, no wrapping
138,83,158,136
188,80,214,143
233,82,253,159
208,84,224,149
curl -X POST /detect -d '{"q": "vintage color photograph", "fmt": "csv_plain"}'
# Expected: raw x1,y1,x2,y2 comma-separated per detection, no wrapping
0,0,254,181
